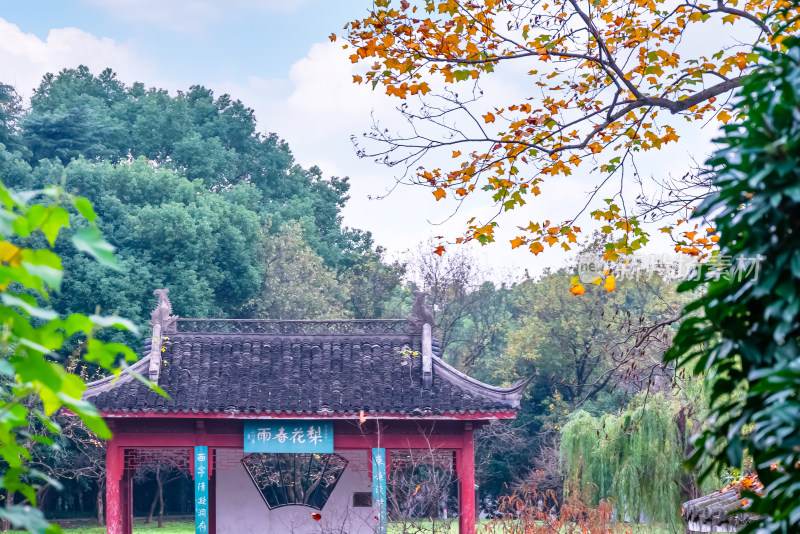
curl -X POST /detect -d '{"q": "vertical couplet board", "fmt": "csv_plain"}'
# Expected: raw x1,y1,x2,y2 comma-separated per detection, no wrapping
194,446,209,534
372,448,388,534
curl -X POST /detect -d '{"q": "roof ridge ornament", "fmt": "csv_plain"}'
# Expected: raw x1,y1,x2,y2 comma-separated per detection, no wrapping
409,290,434,334
149,288,178,382
151,288,178,333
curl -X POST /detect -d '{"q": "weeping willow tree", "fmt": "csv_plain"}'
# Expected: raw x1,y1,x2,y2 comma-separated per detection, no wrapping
560,393,687,530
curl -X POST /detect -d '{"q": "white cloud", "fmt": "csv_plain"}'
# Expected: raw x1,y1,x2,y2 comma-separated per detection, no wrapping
230,39,717,275
216,41,588,275
0,18,152,97
0,11,714,274
82,0,315,31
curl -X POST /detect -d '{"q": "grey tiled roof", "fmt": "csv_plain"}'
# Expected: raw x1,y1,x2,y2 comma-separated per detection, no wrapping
683,479,760,532
86,328,526,417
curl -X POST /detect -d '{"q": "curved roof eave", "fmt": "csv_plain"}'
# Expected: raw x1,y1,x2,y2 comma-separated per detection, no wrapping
83,355,152,399
431,355,529,408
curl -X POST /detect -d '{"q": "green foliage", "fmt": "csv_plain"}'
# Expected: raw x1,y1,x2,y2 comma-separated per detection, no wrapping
0,180,143,533
494,269,680,410
247,222,348,319
666,37,800,534
472,262,686,500
0,65,403,326
0,84,22,152
560,394,683,529
14,67,372,269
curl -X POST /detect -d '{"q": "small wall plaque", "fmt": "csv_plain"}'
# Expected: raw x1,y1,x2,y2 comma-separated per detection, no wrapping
353,492,373,507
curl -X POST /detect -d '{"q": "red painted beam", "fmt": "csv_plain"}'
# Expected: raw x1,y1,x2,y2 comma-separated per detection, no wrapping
110,433,240,448
335,433,464,449
109,432,465,450
97,410,516,421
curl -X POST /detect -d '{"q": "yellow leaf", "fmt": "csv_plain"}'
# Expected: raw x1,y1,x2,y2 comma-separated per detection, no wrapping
718,110,732,123
433,188,447,200
569,284,585,296
0,241,22,267
603,275,616,292
452,150,461,158
529,242,544,255
483,112,495,123
510,237,524,249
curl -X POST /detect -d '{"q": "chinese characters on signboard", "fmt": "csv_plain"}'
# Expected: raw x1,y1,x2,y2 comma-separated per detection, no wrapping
194,446,209,534
372,448,388,534
243,420,334,453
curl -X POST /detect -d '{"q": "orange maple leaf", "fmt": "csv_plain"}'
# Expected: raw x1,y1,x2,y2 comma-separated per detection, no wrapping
603,275,616,292
483,112,495,123
433,188,446,200
570,284,586,296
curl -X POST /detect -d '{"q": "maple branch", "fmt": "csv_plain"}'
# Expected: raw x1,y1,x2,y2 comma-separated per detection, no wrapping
680,1,773,37
638,75,746,112
440,1,630,91
568,0,644,99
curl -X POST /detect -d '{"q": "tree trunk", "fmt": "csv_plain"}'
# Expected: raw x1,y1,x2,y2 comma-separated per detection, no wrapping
157,474,165,528
96,481,105,526
2,490,14,531
147,477,159,524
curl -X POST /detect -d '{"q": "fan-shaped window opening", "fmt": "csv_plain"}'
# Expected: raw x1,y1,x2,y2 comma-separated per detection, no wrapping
242,453,348,510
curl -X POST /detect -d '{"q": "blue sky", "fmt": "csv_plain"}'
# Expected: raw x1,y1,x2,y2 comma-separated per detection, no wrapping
0,0,363,97
0,0,706,276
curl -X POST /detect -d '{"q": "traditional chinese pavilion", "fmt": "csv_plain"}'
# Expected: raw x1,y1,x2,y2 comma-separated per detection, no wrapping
84,289,527,534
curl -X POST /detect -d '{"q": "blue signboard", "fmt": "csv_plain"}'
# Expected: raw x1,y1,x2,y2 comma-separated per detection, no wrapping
244,420,334,453
194,446,209,534
372,448,388,534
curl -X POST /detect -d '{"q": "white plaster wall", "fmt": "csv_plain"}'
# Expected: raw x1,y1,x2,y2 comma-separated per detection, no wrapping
215,450,377,534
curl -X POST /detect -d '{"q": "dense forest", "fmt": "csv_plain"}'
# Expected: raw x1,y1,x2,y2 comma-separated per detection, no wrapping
1,68,697,524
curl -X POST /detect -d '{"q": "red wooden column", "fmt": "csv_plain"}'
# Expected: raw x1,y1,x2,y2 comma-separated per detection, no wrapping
121,470,133,534
106,442,122,534
458,423,476,534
